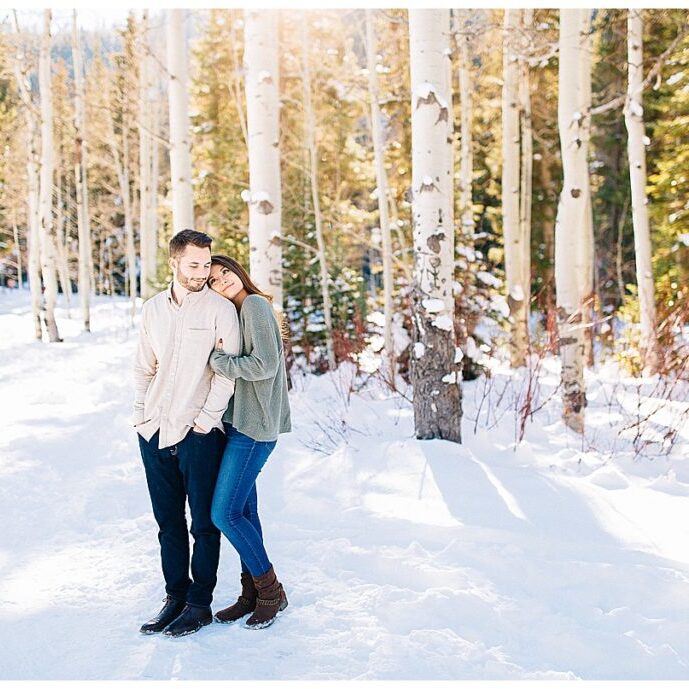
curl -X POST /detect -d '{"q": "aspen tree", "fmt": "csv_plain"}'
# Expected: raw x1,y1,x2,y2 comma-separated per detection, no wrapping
455,9,474,242
72,11,92,330
301,18,336,370
365,9,394,375
518,9,533,357
12,215,22,289
502,9,528,366
625,9,660,374
409,9,462,442
244,10,283,309
106,16,137,320
579,12,595,367
166,9,194,233
12,11,43,338
555,9,592,433
38,9,61,342
139,10,159,301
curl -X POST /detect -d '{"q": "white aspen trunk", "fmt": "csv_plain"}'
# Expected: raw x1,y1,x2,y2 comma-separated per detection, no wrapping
166,9,194,233
123,112,137,319
54,179,71,314
12,215,22,288
456,10,474,241
27,142,42,338
540,153,558,350
11,14,43,336
229,20,249,148
106,57,137,324
107,106,137,320
147,15,162,292
518,9,533,355
579,11,595,368
72,11,91,331
38,10,61,342
502,9,527,367
139,11,152,299
244,10,283,309
151,93,161,257
301,20,336,370
409,9,461,443
365,9,395,374
139,11,159,301
625,9,660,375
555,9,591,433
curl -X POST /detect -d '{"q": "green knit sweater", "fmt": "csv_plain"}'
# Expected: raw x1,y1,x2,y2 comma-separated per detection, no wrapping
209,294,291,442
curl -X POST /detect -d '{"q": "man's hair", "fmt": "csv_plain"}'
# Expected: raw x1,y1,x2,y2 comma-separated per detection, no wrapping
169,229,212,259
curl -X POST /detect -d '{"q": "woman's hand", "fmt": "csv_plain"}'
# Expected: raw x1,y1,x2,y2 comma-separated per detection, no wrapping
215,338,224,352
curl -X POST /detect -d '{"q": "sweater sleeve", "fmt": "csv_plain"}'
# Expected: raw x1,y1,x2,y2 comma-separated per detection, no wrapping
194,299,241,431
210,298,281,382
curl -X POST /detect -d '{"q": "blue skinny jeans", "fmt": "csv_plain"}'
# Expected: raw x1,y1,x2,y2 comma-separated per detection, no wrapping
210,424,277,577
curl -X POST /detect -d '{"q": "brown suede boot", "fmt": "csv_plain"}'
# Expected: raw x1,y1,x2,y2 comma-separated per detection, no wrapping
214,572,257,624
245,565,288,629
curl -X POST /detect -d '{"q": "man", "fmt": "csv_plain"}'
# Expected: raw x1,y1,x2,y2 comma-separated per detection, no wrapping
133,229,240,637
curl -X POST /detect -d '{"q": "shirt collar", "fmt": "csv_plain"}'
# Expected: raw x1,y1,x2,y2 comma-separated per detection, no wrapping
166,281,209,306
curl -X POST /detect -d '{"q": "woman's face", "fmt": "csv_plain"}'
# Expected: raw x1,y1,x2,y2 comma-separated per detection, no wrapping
208,264,244,300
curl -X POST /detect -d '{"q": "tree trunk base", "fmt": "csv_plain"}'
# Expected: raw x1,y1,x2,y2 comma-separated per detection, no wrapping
411,306,462,444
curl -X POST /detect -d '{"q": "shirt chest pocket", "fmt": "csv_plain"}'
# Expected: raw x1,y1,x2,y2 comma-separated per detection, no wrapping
186,327,213,343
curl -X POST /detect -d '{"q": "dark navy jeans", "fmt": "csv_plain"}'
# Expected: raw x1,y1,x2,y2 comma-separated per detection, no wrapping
138,427,225,607
210,424,277,577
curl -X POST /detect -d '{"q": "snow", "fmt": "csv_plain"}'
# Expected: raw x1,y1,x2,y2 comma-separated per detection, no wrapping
629,101,644,118
509,285,525,302
3,290,689,679
465,336,480,361
366,310,386,328
477,271,502,288
414,342,425,359
366,333,385,353
667,71,684,86
240,189,251,203
431,315,453,332
441,372,457,384
392,313,412,356
491,294,511,319
422,298,445,314
456,245,476,262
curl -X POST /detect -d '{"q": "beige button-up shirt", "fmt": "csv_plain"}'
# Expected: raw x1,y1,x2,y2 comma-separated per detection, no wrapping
133,283,241,449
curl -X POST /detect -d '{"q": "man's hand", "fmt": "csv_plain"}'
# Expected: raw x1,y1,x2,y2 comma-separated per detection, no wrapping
215,337,224,352
193,424,208,435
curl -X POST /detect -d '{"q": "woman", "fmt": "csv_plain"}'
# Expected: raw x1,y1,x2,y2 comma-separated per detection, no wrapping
207,255,291,629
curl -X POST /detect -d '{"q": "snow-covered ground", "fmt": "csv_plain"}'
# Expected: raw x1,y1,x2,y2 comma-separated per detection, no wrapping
2,288,689,680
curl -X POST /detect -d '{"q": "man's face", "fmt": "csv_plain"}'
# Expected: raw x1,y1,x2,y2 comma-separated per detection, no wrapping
169,244,211,292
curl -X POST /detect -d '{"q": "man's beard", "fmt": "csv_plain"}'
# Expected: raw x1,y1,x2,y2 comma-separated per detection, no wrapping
176,269,206,292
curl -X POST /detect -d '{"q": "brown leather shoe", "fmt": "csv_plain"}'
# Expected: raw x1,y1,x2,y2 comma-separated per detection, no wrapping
214,572,257,623
139,596,185,634
245,565,288,629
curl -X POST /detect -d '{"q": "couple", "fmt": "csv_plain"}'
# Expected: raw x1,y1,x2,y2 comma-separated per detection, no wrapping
132,229,291,637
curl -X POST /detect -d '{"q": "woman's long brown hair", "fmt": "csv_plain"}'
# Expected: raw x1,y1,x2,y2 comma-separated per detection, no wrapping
210,254,289,340
210,254,273,302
